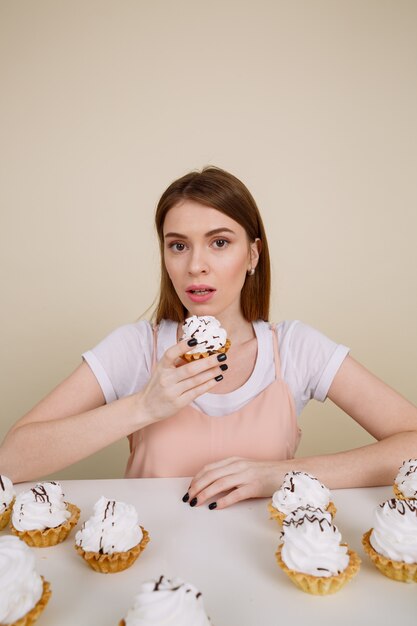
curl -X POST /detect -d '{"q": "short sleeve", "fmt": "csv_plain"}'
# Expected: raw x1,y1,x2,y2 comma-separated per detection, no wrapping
278,321,350,416
82,321,153,404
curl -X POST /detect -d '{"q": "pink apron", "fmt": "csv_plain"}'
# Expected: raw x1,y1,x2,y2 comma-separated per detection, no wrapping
125,325,301,478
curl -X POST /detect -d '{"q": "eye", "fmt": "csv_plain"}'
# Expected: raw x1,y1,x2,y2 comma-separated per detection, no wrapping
168,242,187,252
212,238,229,249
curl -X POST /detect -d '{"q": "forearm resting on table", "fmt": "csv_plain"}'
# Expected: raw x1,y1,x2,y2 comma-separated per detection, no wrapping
0,393,150,483
289,430,417,489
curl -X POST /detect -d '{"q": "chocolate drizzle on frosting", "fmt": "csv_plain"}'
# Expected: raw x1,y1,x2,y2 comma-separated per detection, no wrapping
154,575,164,591
283,507,333,532
282,471,323,493
182,316,226,353
403,459,417,477
0,475,6,508
152,575,203,599
382,498,417,516
31,485,50,504
14,482,67,525
102,499,116,521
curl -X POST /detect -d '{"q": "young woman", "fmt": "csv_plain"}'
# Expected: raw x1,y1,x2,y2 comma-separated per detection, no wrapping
1,167,416,509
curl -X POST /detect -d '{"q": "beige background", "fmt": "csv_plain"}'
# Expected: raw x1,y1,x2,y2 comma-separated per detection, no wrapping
1,1,416,480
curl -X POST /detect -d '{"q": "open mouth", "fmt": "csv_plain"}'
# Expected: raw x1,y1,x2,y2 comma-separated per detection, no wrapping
186,286,216,301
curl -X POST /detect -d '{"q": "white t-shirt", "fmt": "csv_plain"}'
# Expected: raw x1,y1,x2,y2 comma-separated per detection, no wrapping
82,320,349,418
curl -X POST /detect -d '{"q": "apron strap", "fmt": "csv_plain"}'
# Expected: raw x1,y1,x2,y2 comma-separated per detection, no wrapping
270,323,282,379
151,324,159,371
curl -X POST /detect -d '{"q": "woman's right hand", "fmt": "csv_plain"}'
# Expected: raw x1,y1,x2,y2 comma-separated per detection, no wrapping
139,338,228,424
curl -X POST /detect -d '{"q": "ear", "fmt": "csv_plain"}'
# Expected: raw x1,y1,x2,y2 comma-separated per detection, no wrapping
249,238,262,269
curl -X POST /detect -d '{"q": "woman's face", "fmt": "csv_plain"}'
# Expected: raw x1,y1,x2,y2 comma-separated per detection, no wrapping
163,200,259,321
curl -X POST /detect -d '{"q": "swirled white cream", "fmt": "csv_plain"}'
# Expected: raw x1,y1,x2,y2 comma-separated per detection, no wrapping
280,506,349,577
75,496,143,554
370,498,417,563
0,535,43,624
123,575,211,626
272,471,331,515
395,459,417,498
12,481,71,531
181,315,227,354
0,475,15,513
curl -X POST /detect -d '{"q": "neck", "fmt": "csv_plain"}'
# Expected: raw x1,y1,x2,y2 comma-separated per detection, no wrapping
217,315,254,344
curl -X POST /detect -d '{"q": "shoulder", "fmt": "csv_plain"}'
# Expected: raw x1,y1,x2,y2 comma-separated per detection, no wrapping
275,319,320,340
105,318,177,359
82,320,156,402
85,320,156,365
253,320,322,357
256,319,322,341
275,320,342,358
272,320,350,410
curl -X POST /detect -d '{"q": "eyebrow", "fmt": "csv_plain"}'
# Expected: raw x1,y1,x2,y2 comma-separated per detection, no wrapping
164,227,236,239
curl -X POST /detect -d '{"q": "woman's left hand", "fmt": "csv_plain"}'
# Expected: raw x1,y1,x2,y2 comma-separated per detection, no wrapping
184,457,285,509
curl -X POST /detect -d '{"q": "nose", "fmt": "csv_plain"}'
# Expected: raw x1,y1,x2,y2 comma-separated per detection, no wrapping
187,246,209,275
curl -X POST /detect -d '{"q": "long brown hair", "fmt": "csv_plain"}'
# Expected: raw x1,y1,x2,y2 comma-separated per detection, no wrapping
154,166,270,323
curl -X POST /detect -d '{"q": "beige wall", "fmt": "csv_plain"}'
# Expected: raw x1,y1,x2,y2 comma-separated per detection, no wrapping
1,0,416,480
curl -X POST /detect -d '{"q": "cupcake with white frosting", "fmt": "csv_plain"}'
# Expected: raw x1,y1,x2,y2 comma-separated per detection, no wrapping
276,506,360,594
268,471,336,525
119,575,211,626
10,481,80,547
393,459,417,500
75,496,149,573
362,498,417,582
180,315,230,361
0,535,51,625
0,475,15,530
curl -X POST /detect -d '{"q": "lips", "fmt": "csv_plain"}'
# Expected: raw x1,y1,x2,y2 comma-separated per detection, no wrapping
185,284,216,303
186,284,216,295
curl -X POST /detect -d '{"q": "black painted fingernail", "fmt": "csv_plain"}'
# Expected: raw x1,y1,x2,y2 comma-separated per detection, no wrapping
215,374,223,382
219,363,228,371
208,502,217,510
189,497,197,507
217,353,227,362
182,492,189,503
187,338,198,347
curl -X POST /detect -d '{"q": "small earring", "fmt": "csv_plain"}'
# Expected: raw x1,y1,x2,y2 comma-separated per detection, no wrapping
247,268,255,276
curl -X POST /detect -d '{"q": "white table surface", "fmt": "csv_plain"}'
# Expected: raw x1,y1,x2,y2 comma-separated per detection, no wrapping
4,479,417,626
